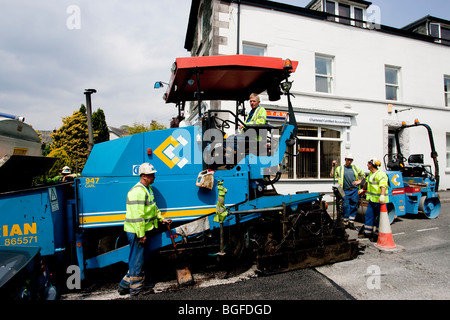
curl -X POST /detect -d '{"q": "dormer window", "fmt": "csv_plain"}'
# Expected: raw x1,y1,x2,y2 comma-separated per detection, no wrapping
354,7,364,27
429,23,450,45
403,16,450,46
324,1,367,27
430,23,440,38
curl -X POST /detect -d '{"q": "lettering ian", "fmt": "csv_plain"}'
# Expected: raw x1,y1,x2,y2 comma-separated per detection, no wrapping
1,223,37,237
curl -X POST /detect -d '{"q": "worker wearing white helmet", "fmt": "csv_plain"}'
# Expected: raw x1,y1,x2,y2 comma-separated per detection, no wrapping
358,157,389,241
45,165,78,183
119,163,172,296
138,162,157,175
61,166,71,174
331,153,365,229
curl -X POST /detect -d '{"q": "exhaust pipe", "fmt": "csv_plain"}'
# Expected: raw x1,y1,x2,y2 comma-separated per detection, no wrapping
84,89,96,155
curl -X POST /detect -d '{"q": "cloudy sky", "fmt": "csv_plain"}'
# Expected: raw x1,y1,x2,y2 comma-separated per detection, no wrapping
1,0,449,130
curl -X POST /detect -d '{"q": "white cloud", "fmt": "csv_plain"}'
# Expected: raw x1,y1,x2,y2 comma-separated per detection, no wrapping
0,0,191,130
2,0,448,130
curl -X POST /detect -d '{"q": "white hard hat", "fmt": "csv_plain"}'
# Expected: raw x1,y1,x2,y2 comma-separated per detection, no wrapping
345,153,354,160
61,166,71,174
139,163,157,175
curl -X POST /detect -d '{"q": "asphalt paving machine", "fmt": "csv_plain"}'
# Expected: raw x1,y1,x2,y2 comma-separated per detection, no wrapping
1,55,358,285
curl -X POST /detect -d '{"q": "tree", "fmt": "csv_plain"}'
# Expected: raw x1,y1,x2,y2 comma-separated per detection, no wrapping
120,121,167,135
48,109,89,174
92,108,110,143
78,105,109,144
149,120,167,131
46,147,72,177
45,105,110,175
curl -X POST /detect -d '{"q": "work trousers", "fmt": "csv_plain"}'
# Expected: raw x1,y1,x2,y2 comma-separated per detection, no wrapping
119,232,146,295
343,188,359,224
364,201,380,236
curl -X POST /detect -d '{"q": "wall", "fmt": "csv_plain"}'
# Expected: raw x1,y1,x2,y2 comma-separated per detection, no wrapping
197,1,450,191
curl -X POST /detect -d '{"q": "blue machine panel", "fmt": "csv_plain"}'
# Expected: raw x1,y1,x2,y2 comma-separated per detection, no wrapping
0,185,68,256
77,125,252,227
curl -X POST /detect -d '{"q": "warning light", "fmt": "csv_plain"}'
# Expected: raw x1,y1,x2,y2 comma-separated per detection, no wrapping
401,121,406,126
283,59,293,71
414,119,420,124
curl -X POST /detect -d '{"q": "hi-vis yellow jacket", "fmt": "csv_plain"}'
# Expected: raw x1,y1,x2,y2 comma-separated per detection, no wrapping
245,106,267,125
124,182,163,238
334,165,365,190
243,106,267,141
366,170,389,203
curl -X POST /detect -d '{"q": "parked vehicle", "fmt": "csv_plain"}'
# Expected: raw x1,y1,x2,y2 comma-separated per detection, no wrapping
359,119,441,223
0,246,57,300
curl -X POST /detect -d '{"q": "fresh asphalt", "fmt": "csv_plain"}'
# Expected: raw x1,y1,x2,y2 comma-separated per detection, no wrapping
129,191,450,302
132,267,354,301
63,190,450,304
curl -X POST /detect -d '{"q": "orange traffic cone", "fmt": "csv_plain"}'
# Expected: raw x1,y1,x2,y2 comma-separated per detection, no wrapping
375,203,397,251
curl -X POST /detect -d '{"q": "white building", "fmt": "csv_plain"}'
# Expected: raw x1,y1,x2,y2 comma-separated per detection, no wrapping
183,0,450,192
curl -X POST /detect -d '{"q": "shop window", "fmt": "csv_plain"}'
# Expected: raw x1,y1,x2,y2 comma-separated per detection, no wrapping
282,125,341,179
297,140,318,178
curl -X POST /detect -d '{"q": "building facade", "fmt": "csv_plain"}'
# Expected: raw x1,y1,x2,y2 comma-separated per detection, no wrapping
184,0,450,192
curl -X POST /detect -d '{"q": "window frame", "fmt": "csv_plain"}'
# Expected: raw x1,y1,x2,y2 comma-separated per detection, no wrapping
354,7,364,27
197,5,204,48
441,26,450,45
445,75,450,107
282,125,343,180
242,42,266,56
315,54,334,94
446,133,450,171
385,65,401,101
429,22,441,39
338,3,351,25
325,0,366,27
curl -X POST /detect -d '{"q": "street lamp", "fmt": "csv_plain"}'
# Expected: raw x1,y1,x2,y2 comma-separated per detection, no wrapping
154,81,169,89
84,89,96,155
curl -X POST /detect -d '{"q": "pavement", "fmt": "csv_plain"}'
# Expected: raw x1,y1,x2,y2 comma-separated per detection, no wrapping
319,194,450,300
438,189,450,203
329,189,450,242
